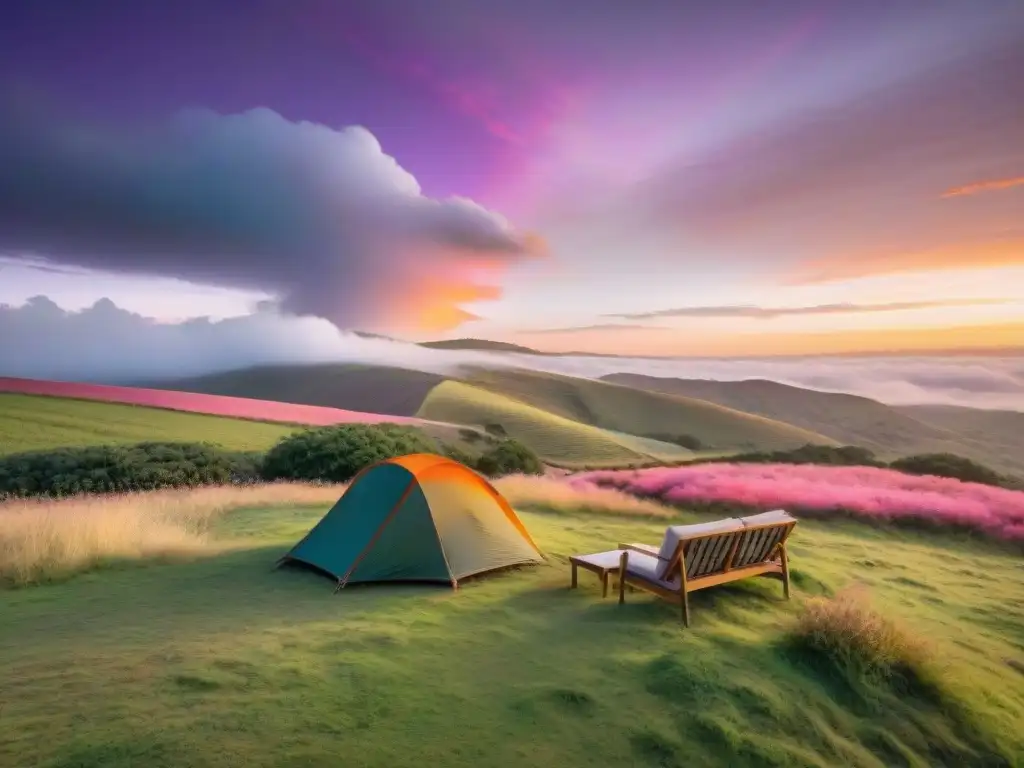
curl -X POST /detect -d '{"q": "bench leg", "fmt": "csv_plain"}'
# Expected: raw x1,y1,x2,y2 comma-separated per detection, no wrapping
679,559,690,627
601,572,609,598
618,552,628,605
780,544,791,600
570,562,578,589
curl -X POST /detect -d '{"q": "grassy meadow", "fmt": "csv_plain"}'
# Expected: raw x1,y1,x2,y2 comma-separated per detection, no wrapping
2,478,1023,767
0,394,297,456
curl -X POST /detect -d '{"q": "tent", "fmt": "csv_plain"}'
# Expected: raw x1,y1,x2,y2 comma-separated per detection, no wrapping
277,453,544,589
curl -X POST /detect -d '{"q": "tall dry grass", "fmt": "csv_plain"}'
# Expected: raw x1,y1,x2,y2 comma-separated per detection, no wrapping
494,474,675,518
788,586,943,696
1,475,677,588
0,482,344,587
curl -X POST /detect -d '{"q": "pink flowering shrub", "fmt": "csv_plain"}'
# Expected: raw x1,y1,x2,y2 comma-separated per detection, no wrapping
573,463,1024,542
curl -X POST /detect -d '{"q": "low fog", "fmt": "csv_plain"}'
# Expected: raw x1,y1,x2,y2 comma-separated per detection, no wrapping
1,297,1021,411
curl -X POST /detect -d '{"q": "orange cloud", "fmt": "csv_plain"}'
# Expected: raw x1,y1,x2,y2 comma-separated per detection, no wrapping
790,237,1024,284
393,280,503,333
372,233,548,334
941,176,1024,198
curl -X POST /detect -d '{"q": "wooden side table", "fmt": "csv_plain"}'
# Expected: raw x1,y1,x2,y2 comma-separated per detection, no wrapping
569,550,626,598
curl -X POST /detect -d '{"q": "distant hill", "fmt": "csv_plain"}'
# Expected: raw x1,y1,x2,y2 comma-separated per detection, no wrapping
139,362,1021,474
416,380,693,466
417,338,633,358
463,368,836,452
418,338,545,354
145,364,444,417
144,362,836,465
897,404,1024,475
602,374,1024,477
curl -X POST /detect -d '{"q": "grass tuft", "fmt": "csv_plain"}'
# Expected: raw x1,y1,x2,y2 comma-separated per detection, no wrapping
786,586,944,699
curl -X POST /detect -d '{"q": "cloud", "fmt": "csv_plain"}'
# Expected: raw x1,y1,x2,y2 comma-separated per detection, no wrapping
621,33,1024,278
1,296,1022,411
603,299,1007,321
0,104,541,334
791,236,1024,284
942,175,1024,199
0,296,518,382
520,322,659,335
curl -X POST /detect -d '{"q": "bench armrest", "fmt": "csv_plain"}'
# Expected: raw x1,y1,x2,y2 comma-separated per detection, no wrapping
617,542,660,558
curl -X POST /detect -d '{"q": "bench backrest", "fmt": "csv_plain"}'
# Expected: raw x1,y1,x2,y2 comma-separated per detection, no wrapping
659,513,796,583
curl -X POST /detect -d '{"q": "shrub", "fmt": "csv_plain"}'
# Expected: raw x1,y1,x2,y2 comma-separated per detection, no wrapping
260,424,437,483
718,444,883,467
890,453,1008,487
441,444,478,468
474,439,544,478
0,442,259,499
685,445,1017,489
787,587,942,696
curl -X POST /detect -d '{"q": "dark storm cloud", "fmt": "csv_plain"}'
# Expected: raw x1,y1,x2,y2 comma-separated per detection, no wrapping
0,104,539,330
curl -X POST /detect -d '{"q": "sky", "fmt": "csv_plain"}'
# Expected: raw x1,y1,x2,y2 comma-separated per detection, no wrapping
0,0,1023,359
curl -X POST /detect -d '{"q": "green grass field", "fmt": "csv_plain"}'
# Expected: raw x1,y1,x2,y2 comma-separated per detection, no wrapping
465,368,837,452
416,380,693,465
2,495,1022,767
0,394,297,455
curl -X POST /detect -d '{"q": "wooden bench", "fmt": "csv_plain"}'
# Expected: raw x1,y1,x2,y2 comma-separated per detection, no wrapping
615,510,797,626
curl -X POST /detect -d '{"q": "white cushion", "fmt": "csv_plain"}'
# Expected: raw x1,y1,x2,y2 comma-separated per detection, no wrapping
739,509,795,527
656,518,744,578
623,551,679,589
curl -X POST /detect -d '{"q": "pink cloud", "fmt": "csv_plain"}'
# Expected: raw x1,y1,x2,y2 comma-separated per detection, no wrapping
573,463,1024,542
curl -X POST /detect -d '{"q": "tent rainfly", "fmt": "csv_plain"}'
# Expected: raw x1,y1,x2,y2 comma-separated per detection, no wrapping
277,453,544,590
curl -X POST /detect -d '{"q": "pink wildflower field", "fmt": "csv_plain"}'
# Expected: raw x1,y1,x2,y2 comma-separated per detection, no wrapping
573,463,1024,542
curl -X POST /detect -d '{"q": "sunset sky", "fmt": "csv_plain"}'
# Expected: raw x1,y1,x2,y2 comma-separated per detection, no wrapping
0,0,1022,357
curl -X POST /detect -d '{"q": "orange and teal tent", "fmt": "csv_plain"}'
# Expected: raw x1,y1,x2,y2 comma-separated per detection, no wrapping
277,454,544,589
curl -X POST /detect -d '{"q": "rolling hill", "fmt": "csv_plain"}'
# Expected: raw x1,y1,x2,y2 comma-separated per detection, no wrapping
603,374,1024,477
416,380,694,466
898,404,1024,473
462,368,837,452
141,363,836,464
60,361,1020,474
146,364,444,417
418,338,545,354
